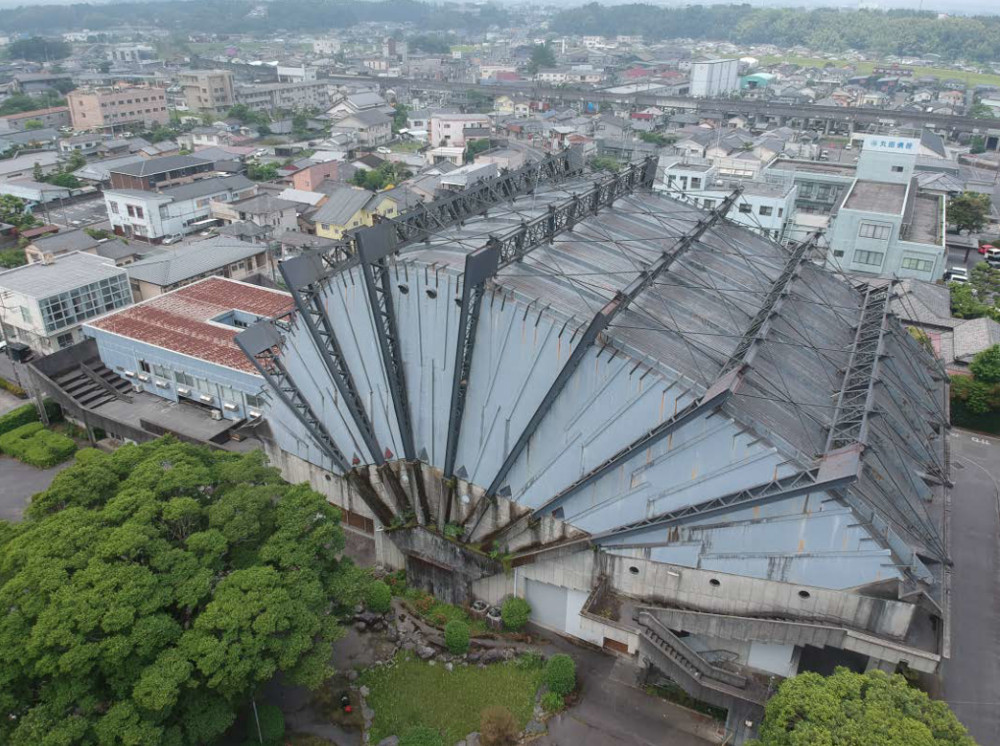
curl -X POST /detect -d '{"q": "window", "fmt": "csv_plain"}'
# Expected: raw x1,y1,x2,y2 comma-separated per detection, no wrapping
690,177,702,189
134,206,144,219
739,203,752,213
139,360,151,373
56,331,74,348
759,206,773,216
152,364,169,378
891,165,904,173
858,222,892,240
702,199,715,210
175,371,195,386
854,250,885,266
902,257,933,272
126,205,135,217
246,392,267,409
19,306,31,323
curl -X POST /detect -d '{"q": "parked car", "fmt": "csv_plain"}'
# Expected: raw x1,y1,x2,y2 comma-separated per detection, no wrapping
945,267,969,283
979,244,996,255
376,146,392,154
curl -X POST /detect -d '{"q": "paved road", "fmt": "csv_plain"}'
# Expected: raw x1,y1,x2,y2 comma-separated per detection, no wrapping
0,388,24,417
943,430,1000,746
0,456,72,522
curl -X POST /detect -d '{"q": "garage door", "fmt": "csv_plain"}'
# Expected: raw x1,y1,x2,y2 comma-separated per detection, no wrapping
525,579,568,633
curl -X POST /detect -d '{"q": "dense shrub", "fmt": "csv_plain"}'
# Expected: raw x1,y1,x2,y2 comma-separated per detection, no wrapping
365,580,392,613
0,403,38,437
541,691,565,713
544,655,576,696
500,596,531,631
0,422,76,467
444,620,470,654
248,704,285,746
480,705,519,746
399,725,444,746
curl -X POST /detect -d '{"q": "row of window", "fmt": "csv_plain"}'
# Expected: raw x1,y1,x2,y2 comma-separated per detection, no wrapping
854,250,885,266
137,361,266,409
100,96,164,106
901,257,934,272
38,276,132,333
858,222,892,240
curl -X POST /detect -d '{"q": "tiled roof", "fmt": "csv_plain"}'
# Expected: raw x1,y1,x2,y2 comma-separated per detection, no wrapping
88,277,292,373
125,236,264,287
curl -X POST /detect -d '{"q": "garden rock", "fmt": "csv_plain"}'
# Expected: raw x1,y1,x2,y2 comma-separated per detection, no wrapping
525,720,546,734
347,670,359,682
416,645,436,660
481,649,506,664
465,733,480,746
377,738,399,746
445,662,453,671
359,686,370,697
354,621,368,633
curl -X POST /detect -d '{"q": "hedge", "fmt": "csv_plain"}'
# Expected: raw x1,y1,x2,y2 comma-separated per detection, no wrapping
501,596,531,631
365,580,393,613
0,400,62,439
0,422,76,467
444,620,470,654
544,654,576,696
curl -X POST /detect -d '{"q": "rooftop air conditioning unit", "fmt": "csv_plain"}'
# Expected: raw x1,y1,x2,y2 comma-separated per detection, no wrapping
199,394,213,403
137,373,150,382
248,410,262,418
210,409,223,421
177,387,191,396
222,402,238,411
155,379,169,388
123,370,136,378
131,383,143,393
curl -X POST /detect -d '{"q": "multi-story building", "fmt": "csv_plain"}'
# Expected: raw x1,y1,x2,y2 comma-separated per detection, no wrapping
826,135,947,282
178,70,236,115
108,154,217,192
312,184,397,240
0,251,132,354
330,110,393,148
0,106,71,133
235,81,329,114
210,193,299,234
67,86,169,131
690,59,740,98
429,113,490,148
104,175,257,243
659,159,798,243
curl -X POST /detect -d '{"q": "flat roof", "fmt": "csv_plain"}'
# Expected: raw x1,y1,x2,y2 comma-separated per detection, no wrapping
906,194,943,246
87,277,292,373
0,251,124,299
843,180,907,214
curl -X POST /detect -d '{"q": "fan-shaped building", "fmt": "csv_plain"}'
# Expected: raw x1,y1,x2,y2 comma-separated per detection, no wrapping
234,151,949,741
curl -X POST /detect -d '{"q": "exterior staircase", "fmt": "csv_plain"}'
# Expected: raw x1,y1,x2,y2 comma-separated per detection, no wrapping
50,358,132,409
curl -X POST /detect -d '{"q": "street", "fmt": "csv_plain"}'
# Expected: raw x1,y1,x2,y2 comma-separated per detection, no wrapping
943,430,1000,746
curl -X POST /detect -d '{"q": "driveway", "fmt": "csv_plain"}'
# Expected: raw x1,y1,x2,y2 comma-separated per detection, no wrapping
942,430,1000,746
0,455,72,522
534,631,722,746
0,388,25,417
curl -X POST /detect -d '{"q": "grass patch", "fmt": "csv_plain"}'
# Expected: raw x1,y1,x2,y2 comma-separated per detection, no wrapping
361,653,543,744
391,141,425,153
755,54,1000,89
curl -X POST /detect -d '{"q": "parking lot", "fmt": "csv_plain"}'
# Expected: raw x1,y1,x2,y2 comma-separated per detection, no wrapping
38,195,110,229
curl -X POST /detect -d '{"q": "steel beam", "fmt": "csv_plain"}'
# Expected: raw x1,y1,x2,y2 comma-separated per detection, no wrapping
526,233,817,522
443,243,501,478
280,253,383,464
825,283,892,452
307,148,585,272
356,223,417,461
481,188,742,505
236,321,397,526
511,447,861,562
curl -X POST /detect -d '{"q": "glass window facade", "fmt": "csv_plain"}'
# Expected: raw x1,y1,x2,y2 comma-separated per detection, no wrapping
38,275,132,333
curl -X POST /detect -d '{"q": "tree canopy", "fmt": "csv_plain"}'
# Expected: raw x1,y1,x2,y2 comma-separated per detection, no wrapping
527,43,557,75
950,263,1000,323
948,192,992,234
0,195,39,232
0,438,366,746
751,668,973,746
5,36,71,62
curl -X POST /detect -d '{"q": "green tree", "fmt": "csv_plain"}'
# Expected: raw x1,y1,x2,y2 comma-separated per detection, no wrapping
750,668,973,746
969,135,986,154
970,344,1000,383
66,149,87,171
6,36,71,62
969,102,996,119
589,155,622,173
464,138,491,163
500,596,530,631
392,103,410,133
948,191,992,233
31,162,44,182
0,249,27,269
0,93,65,116
444,620,470,654
527,43,556,75
0,195,38,232
543,654,576,696
247,161,280,181
0,439,364,746
47,172,81,189
22,119,44,131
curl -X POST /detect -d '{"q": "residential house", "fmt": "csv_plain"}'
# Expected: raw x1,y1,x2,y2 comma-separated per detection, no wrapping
108,153,217,191
124,236,273,300
211,193,299,235
429,113,490,148
24,228,149,266
331,110,393,148
311,184,397,240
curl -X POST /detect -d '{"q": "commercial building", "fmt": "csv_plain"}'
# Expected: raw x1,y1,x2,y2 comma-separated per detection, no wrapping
107,154,217,192
104,175,257,243
66,86,169,130
178,70,236,115
690,59,740,98
826,135,946,282
0,106,71,133
429,113,491,148
0,252,132,354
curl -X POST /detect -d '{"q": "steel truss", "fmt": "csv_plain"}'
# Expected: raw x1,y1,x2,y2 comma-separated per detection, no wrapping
310,148,586,270
525,234,817,521
825,283,892,452
235,322,396,526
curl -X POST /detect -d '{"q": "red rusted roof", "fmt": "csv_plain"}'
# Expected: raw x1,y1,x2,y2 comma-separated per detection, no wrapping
89,277,292,373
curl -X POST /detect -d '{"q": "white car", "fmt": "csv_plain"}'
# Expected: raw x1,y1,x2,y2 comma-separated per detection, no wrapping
376,146,392,155
945,267,969,283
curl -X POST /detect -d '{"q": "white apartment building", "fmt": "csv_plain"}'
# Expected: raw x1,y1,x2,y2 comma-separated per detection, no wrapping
235,81,329,114
104,175,257,243
429,113,491,148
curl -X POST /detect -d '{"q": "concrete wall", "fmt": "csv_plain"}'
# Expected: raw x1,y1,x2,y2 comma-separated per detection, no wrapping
603,552,914,640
